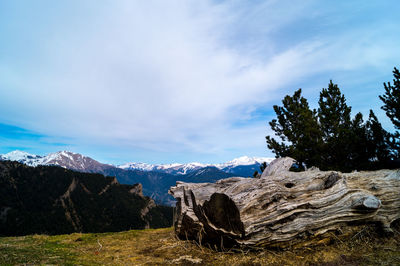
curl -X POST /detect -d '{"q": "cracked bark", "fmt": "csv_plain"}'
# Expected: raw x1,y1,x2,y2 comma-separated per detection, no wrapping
169,158,400,248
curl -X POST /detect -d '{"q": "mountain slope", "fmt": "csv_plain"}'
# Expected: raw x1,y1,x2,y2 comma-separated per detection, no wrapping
0,150,112,172
0,150,45,166
99,166,239,205
217,156,275,176
118,162,206,175
0,150,273,205
118,156,273,176
118,156,275,176
0,161,172,236
99,167,177,205
0,151,273,177
181,166,237,182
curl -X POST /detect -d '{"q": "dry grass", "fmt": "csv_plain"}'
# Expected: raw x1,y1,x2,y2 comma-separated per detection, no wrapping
1,224,399,265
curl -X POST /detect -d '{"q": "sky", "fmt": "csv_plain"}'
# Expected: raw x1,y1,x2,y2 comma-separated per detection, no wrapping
0,0,399,165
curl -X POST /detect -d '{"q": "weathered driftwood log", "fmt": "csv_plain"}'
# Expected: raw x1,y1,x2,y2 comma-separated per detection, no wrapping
169,157,400,248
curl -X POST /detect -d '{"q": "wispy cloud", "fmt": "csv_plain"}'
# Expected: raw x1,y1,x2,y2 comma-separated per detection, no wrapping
0,0,399,163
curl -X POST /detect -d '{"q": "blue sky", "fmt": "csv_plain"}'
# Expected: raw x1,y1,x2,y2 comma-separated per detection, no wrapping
0,0,399,165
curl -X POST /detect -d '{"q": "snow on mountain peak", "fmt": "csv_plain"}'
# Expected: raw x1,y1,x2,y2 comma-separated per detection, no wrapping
217,156,274,168
45,150,77,161
3,150,34,159
118,162,155,171
1,150,44,166
0,150,108,170
117,156,274,174
1,150,275,176
118,161,208,175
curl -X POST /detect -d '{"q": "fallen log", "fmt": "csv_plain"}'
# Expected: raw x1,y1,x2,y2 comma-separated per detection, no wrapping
169,157,400,248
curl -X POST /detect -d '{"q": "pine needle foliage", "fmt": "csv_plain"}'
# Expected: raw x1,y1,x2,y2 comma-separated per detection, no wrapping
266,89,322,168
267,75,397,172
380,67,400,159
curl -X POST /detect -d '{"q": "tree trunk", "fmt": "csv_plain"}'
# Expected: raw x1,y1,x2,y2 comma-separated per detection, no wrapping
169,158,400,248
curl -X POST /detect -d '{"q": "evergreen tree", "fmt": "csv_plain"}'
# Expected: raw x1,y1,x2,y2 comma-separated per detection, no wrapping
318,81,352,171
379,67,400,158
348,112,369,170
380,67,400,130
267,78,397,171
266,89,322,167
365,110,392,168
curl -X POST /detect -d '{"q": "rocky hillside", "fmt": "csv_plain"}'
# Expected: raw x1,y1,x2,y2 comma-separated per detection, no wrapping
0,150,252,205
0,161,172,236
101,165,238,205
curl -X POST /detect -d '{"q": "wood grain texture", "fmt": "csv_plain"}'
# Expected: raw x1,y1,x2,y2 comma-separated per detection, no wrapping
169,157,400,248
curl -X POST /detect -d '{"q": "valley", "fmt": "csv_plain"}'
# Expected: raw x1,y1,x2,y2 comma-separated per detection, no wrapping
0,150,273,205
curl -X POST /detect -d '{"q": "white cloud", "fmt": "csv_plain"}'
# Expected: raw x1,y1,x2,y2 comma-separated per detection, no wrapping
1,0,399,162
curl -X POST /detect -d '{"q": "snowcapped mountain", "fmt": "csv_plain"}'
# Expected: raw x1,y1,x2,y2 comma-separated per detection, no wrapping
0,150,112,172
42,151,113,172
118,156,274,176
216,156,275,169
0,150,45,166
1,150,273,176
216,156,275,176
0,150,275,205
118,162,207,175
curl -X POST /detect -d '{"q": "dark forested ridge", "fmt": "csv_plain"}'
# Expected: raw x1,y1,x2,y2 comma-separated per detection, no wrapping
0,161,172,236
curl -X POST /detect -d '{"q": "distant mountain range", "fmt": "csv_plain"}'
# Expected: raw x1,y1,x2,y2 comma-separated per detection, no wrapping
1,150,273,176
0,150,273,205
118,156,274,176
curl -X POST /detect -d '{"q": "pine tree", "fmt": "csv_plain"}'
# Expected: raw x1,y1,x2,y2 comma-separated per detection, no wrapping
379,67,400,159
365,110,392,168
318,81,352,171
267,78,397,171
266,89,322,167
349,112,369,170
380,67,400,130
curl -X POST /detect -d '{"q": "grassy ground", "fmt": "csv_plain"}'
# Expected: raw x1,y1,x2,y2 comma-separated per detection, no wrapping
0,225,399,265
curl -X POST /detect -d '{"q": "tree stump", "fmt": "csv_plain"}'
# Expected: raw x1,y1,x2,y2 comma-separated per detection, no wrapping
169,157,400,248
